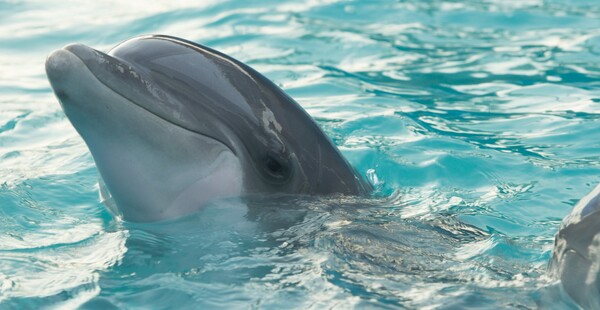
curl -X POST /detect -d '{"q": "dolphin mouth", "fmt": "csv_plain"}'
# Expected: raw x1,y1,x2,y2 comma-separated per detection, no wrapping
46,44,232,152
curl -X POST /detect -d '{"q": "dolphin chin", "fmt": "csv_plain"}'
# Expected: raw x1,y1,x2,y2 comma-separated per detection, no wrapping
46,35,371,222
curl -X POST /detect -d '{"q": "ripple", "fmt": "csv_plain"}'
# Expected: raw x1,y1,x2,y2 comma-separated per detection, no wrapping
2,0,600,308
0,228,127,302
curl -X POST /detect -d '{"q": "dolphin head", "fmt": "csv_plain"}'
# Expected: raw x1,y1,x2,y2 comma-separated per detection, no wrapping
550,184,600,308
46,35,370,222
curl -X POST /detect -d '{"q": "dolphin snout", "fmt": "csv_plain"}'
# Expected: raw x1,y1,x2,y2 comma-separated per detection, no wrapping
45,49,78,84
46,43,115,101
45,43,111,86
45,45,103,108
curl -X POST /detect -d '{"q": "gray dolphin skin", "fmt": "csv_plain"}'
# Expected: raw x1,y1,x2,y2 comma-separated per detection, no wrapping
550,184,600,309
45,35,371,222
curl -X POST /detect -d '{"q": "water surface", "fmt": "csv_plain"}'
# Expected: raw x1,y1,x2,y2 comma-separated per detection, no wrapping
1,0,600,308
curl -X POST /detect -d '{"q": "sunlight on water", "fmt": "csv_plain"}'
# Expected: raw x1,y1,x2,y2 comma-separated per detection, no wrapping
0,0,599,308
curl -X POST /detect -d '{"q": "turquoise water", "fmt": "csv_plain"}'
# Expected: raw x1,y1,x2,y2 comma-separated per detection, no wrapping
1,0,600,308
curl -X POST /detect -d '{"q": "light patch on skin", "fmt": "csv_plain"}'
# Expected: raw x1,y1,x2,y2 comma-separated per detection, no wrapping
97,53,107,64
143,80,158,96
261,108,282,133
551,236,567,276
585,234,600,285
261,106,287,151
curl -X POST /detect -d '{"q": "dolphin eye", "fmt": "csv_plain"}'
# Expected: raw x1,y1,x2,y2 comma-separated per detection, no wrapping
263,154,289,180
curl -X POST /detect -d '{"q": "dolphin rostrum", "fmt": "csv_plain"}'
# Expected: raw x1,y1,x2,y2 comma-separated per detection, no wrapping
45,35,371,222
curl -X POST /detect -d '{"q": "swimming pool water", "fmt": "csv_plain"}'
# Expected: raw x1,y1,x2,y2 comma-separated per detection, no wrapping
1,0,600,308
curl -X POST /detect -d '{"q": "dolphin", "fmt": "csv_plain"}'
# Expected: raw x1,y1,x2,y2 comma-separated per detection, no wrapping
550,184,600,308
45,35,371,222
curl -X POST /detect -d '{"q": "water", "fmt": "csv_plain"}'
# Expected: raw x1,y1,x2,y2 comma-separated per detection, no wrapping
1,0,599,308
